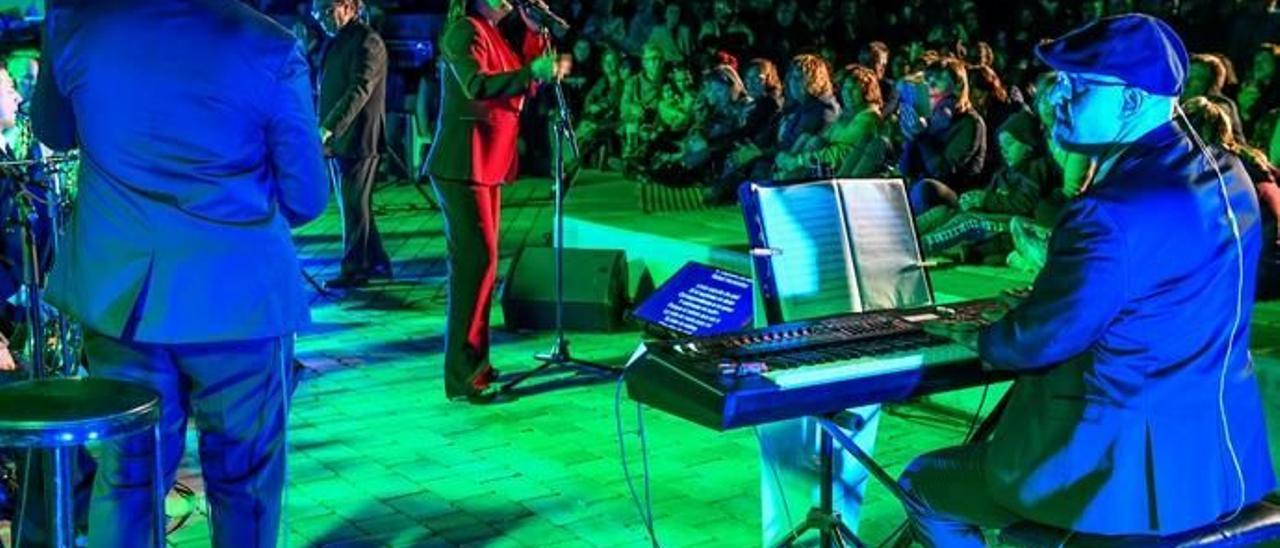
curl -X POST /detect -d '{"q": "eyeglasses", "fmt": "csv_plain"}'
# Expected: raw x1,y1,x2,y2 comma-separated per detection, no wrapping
1053,73,1129,101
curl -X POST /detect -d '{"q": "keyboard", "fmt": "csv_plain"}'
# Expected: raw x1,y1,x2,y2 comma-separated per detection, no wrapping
623,300,1005,430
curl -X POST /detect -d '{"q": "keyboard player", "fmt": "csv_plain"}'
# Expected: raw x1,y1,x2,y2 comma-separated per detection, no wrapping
896,14,1275,547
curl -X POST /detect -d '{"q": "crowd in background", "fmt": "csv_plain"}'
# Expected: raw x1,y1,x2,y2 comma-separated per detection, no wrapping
526,0,1280,290
2,0,1277,291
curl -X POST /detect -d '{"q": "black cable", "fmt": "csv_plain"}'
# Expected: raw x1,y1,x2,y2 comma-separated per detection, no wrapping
166,481,199,534
635,402,659,548
614,375,660,547
963,384,991,443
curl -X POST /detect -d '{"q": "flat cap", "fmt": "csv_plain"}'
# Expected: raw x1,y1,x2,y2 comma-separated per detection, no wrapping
1035,13,1189,97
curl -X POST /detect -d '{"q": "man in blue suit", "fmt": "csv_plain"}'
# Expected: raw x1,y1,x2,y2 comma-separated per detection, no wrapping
33,1,327,545
900,14,1275,546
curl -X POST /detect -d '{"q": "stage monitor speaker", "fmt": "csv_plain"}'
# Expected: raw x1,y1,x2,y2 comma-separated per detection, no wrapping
501,247,629,332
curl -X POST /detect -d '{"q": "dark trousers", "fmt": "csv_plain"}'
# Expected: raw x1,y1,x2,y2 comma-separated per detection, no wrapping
84,331,292,548
897,443,1020,547
336,155,390,277
430,177,501,398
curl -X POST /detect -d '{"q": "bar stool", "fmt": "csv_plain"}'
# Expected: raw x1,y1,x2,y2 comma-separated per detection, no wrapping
0,378,165,548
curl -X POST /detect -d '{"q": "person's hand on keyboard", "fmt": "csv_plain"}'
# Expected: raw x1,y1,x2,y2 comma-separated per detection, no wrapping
922,320,980,352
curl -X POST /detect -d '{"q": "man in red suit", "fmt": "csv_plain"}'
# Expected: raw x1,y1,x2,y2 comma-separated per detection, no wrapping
427,0,557,403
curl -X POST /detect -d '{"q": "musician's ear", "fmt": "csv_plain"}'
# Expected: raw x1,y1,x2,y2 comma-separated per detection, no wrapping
1119,87,1144,119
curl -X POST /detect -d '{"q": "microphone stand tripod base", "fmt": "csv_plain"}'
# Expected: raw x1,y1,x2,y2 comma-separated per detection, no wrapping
500,336,622,393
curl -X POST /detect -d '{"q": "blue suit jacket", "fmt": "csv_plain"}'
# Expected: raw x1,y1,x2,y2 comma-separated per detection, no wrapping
33,0,328,343
978,122,1275,535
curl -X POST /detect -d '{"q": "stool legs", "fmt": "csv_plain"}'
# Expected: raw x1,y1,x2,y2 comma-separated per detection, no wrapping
153,422,165,548
48,447,74,548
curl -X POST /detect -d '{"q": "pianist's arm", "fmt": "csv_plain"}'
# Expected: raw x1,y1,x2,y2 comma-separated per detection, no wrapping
978,198,1127,370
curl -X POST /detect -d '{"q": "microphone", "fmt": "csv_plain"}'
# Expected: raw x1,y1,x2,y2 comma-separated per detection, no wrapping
512,0,570,33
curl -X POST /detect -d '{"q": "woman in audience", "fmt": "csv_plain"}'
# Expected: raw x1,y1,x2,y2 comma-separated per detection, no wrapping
899,57,987,213
969,64,1024,135
577,48,627,169
1182,96,1280,301
1185,53,1247,142
774,65,891,179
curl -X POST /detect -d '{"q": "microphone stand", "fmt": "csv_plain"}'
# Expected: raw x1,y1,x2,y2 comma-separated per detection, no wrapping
502,26,621,393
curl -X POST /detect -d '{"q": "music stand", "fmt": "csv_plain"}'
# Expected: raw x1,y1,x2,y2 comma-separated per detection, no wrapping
501,31,621,393
743,178,932,548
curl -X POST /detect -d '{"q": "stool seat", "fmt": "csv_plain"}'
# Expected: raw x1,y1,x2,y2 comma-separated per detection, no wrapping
1000,495,1280,547
0,378,160,448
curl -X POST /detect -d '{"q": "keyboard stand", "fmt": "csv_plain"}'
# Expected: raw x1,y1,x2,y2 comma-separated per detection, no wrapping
773,415,925,548
772,417,865,547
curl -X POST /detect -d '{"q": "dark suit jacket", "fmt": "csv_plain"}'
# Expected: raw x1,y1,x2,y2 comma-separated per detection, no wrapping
34,0,328,344
978,122,1274,535
319,20,387,159
426,15,547,185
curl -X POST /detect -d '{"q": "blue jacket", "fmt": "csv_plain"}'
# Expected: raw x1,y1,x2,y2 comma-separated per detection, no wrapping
33,0,328,343
978,122,1275,535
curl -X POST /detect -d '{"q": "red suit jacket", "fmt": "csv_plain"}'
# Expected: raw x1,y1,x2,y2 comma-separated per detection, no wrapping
427,16,547,185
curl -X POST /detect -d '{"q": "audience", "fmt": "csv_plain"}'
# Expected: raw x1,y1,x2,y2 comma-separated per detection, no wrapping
539,0,1280,266
774,65,890,179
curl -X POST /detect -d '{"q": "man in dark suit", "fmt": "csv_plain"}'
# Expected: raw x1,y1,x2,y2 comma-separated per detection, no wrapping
34,1,327,545
899,15,1275,546
317,0,391,289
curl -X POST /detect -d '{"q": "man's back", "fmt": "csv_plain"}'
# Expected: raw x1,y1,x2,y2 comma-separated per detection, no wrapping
36,0,327,343
981,123,1275,534
318,18,386,159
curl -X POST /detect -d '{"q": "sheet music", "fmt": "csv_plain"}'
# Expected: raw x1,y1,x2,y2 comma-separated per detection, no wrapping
838,180,933,311
757,183,862,319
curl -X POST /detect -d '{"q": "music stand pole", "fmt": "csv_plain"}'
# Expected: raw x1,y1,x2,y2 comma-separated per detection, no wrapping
501,35,621,393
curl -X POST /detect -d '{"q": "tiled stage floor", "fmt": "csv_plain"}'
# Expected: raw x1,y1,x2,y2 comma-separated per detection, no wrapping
6,172,1280,547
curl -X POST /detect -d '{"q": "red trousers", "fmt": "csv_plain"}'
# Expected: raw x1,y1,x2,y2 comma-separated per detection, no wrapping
432,178,502,398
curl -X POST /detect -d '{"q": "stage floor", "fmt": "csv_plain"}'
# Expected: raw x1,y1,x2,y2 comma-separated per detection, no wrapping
5,174,1280,547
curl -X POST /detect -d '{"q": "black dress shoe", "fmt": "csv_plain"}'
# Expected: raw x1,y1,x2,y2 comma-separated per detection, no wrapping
324,274,369,289
367,264,394,280
465,386,515,405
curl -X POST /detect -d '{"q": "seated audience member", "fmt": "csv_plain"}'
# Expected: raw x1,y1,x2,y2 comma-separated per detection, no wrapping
736,58,786,149
1185,53,1247,142
657,67,697,136
860,41,900,119
620,44,668,173
581,0,628,54
670,64,750,179
899,57,988,213
697,0,755,64
623,0,659,55
647,3,693,64
577,48,627,168
918,112,1059,260
1182,96,1280,301
638,67,698,182
969,63,1029,185
706,54,840,203
774,65,891,179
1237,44,1280,132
